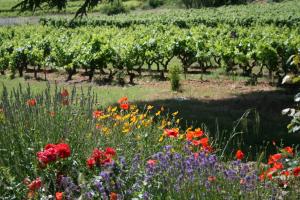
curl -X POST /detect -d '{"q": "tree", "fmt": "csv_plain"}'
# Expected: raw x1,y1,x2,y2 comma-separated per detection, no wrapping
12,0,101,18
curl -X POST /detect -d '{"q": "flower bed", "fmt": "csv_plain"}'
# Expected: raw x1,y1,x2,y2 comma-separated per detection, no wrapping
0,85,299,199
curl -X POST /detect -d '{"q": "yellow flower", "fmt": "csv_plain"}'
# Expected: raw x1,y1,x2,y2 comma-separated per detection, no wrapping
147,105,154,110
122,114,131,120
102,127,110,135
122,128,130,134
130,116,137,123
111,106,117,112
176,119,180,124
99,114,110,120
186,127,193,133
172,111,179,116
155,111,161,116
159,135,164,142
114,114,122,120
130,105,137,110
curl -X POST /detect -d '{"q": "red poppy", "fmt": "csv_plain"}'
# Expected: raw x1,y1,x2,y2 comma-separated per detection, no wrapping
268,153,282,165
55,143,71,159
93,110,103,119
56,192,63,200
26,99,37,106
37,143,71,165
199,137,209,147
293,167,300,177
235,150,244,160
120,103,129,110
105,147,116,157
281,170,290,177
186,131,194,141
86,158,96,169
37,147,57,165
28,177,42,191
118,97,128,104
110,192,118,200
192,140,201,146
61,89,69,98
283,146,293,155
259,173,265,181
194,129,204,138
147,159,157,166
273,162,283,170
164,128,179,138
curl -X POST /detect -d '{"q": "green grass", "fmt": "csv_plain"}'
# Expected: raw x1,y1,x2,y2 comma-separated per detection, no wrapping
0,77,162,106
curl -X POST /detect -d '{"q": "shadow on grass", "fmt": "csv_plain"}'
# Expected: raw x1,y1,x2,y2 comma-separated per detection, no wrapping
134,89,299,158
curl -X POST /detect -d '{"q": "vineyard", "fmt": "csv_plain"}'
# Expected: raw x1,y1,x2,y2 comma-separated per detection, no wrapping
0,25,299,84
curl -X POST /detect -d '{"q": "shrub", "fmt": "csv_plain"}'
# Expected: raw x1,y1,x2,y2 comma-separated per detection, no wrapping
168,65,182,91
102,0,128,15
148,0,164,8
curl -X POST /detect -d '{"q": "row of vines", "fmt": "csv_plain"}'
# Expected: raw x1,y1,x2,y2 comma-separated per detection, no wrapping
40,0,300,28
0,24,299,84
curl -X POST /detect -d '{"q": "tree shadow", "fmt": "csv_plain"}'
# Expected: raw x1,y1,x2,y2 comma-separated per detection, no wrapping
134,89,299,157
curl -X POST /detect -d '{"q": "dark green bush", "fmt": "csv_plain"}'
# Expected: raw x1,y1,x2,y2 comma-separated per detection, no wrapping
168,65,182,91
149,0,164,8
102,0,128,15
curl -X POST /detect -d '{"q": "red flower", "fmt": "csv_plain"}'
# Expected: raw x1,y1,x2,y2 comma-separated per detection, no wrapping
56,192,63,200
55,143,71,159
192,140,201,146
259,173,265,181
87,158,96,169
87,147,117,169
186,131,194,141
92,148,104,160
105,147,116,157
164,128,179,138
120,103,129,110
37,147,57,165
199,137,209,147
28,177,42,191
207,176,216,182
26,99,37,106
194,129,204,138
118,97,128,104
293,167,300,177
283,146,293,155
268,153,282,165
37,143,71,165
281,170,290,177
273,162,283,170
110,192,118,200
147,159,157,166
61,89,69,98
235,150,244,160
93,110,103,119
